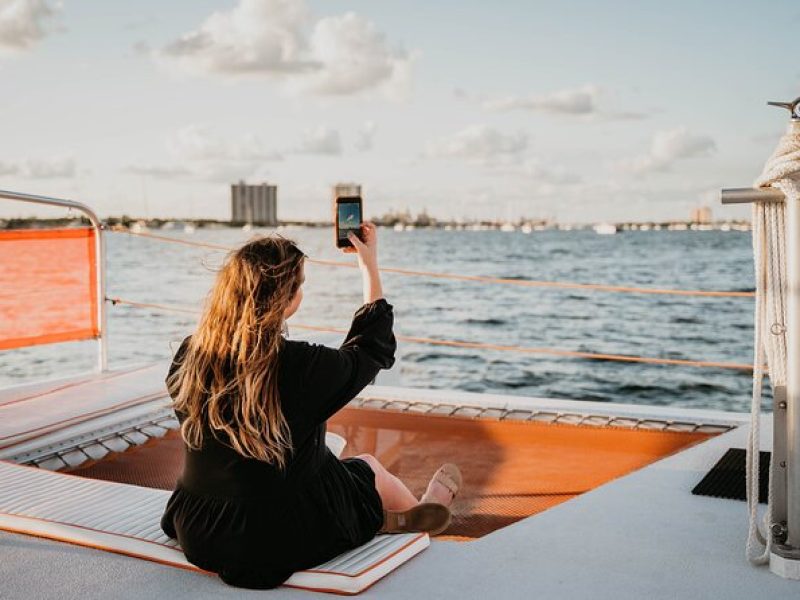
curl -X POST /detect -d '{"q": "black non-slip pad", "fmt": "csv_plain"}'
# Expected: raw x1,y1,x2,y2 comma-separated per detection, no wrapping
691,448,770,504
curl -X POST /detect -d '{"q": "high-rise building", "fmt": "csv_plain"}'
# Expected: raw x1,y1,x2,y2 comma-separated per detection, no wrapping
332,183,362,200
231,181,278,226
690,206,712,224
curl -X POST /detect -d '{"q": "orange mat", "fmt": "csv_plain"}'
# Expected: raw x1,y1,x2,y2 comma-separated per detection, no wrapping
67,407,715,540
0,227,98,350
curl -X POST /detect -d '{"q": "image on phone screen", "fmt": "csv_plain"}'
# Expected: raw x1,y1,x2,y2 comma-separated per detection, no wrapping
337,202,362,243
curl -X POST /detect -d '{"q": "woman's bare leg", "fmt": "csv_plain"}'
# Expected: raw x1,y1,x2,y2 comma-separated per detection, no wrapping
355,454,418,512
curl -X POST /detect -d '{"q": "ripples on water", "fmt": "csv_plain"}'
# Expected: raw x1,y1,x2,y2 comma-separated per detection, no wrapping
1,228,768,413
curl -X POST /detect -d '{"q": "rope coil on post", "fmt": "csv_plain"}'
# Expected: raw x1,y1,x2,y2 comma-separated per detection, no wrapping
746,124,800,564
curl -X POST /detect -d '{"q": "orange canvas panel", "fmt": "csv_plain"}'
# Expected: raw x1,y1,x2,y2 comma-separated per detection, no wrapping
66,406,715,540
0,227,99,350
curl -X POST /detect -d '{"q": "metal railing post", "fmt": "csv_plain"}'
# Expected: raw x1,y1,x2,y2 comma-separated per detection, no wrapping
787,181,800,550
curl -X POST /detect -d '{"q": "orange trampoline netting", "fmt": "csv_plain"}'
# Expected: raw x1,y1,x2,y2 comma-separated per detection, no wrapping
66,406,716,540
0,227,99,350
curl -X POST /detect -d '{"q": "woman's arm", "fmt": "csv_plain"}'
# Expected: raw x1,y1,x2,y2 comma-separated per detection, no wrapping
348,222,383,304
288,300,396,424
288,223,395,424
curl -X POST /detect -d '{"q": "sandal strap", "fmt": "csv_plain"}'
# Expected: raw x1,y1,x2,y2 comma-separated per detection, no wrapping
436,473,459,497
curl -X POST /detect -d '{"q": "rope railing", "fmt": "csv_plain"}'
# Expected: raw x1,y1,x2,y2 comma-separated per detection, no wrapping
111,228,755,299
106,296,754,372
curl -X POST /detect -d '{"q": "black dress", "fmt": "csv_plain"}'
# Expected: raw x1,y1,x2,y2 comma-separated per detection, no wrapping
160,298,396,589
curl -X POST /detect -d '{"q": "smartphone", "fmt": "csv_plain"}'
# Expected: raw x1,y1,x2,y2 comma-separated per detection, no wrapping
335,196,363,248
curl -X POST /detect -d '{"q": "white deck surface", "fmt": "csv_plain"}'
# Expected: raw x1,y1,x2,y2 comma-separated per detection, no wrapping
1,394,794,598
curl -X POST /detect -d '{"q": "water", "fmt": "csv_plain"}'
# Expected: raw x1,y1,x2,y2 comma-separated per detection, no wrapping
1,227,766,413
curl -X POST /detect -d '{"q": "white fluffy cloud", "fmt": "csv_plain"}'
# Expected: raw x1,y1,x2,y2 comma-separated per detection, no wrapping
160,0,313,75
297,125,342,155
485,85,599,115
425,125,528,164
0,0,57,51
299,12,411,97
158,0,412,99
617,126,716,174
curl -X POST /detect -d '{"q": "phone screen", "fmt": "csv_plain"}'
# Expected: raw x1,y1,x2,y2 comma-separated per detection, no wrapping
337,200,362,244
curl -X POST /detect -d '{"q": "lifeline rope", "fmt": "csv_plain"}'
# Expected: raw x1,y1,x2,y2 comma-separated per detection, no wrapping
106,296,753,371
112,228,754,299
746,123,800,564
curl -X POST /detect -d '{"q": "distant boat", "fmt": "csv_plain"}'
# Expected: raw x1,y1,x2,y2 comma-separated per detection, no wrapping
130,221,147,233
183,223,195,234
393,223,405,231
593,223,618,235
500,223,516,232
520,224,533,234
242,223,253,232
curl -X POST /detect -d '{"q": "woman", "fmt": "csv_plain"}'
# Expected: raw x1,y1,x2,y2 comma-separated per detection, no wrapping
160,222,461,589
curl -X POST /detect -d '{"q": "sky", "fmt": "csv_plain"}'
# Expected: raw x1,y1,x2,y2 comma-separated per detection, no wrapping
0,0,798,223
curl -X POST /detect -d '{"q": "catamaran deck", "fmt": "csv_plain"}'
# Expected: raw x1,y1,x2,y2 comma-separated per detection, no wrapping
0,362,792,598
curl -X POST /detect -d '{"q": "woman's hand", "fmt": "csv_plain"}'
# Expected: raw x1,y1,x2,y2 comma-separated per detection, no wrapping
347,222,378,272
347,222,383,303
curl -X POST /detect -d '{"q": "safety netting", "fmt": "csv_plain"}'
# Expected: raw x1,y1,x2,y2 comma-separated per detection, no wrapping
66,406,715,540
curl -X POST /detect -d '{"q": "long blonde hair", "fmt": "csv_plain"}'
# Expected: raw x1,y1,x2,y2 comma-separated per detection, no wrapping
167,235,306,468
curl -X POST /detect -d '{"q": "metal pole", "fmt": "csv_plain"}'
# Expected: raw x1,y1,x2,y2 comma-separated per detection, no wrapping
0,189,108,372
786,123,800,549
721,188,785,204
719,103,800,576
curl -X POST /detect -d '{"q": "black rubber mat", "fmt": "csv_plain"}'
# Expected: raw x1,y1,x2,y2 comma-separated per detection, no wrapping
692,448,769,504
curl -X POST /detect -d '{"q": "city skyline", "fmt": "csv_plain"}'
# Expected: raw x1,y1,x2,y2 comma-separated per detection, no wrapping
0,0,798,223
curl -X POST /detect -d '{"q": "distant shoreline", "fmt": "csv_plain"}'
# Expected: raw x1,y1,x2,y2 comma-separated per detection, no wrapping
0,215,753,232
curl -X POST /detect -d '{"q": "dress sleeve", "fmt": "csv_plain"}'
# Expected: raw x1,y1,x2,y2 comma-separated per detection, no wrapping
292,298,396,424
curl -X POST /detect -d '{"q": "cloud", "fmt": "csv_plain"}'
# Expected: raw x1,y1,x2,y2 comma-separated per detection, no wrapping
354,121,376,151
502,158,582,184
149,125,284,182
485,85,599,115
298,12,412,98
158,0,412,99
167,124,283,163
297,125,341,155
24,156,75,178
425,125,528,164
160,0,314,75
124,165,193,179
0,0,57,51
0,156,75,178
484,85,649,120
616,126,716,175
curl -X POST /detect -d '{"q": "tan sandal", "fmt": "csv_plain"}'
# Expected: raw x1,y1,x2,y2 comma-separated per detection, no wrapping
379,503,452,536
420,463,462,506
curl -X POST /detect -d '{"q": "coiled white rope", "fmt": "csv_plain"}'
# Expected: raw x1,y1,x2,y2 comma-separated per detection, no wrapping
747,124,800,564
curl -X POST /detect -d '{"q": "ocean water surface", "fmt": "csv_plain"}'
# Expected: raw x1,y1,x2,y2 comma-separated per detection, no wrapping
1,227,765,413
